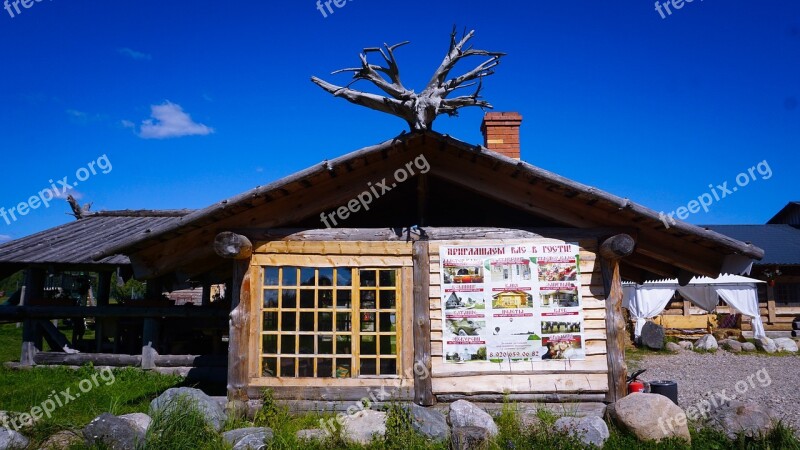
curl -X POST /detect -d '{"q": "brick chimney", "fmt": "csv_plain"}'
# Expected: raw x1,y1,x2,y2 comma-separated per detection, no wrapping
481,112,522,159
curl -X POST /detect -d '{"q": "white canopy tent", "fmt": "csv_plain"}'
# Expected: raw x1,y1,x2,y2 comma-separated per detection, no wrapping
622,275,766,339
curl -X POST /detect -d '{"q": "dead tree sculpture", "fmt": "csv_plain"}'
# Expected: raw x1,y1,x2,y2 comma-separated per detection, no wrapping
311,28,505,131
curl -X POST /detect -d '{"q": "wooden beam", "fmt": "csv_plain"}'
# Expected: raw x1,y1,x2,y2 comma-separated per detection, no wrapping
599,234,633,404
0,306,227,320
20,269,45,366
599,234,635,260
412,240,434,406
96,271,112,307
227,260,251,402
214,232,253,260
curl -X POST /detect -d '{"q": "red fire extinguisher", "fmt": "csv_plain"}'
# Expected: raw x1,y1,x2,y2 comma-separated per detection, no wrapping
627,369,647,394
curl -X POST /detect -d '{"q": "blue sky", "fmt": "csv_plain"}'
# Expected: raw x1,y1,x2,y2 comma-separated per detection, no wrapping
0,0,798,241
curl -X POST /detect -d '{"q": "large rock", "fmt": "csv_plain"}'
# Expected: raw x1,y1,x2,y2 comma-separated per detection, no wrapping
450,426,489,450
608,393,691,443
448,400,498,436
39,430,82,449
232,431,273,450
341,410,386,445
554,416,610,448
118,413,151,433
678,341,694,350
149,387,227,432
741,342,756,352
296,429,328,442
774,337,798,353
640,322,665,350
0,428,28,450
82,413,144,450
222,427,274,447
695,334,718,352
721,340,742,353
401,403,449,442
755,337,777,353
666,342,682,352
707,401,774,440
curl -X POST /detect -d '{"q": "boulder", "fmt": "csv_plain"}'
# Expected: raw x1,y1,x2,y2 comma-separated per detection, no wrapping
232,431,273,450
82,413,144,450
695,334,718,352
741,342,756,352
554,416,610,448
640,322,665,350
401,403,449,442
755,337,777,354
608,393,691,443
296,429,328,442
341,410,386,445
678,341,694,351
118,413,151,433
773,337,798,353
222,427,274,447
149,387,227,432
448,400,498,436
707,401,774,440
721,340,742,353
0,428,28,450
39,430,82,449
666,342,682,352
450,426,490,450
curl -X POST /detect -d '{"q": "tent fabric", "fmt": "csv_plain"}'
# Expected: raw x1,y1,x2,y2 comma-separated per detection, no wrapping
716,286,766,339
676,285,719,312
622,286,675,337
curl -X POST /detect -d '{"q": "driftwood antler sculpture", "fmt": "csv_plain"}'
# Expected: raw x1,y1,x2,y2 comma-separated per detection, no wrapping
311,28,505,131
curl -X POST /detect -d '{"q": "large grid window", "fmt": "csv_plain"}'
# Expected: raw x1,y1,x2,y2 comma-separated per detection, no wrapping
260,266,401,378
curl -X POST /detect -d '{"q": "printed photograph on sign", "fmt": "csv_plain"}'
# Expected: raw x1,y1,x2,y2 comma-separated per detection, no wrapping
444,291,486,311
491,290,533,309
490,316,541,339
443,264,484,284
487,257,533,283
445,344,487,363
446,318,486,337
539,284,580,308
541,335,584,360
537,256,579,282
541,320,581,334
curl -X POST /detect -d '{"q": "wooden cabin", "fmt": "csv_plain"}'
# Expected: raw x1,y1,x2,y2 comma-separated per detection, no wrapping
1,113,764,410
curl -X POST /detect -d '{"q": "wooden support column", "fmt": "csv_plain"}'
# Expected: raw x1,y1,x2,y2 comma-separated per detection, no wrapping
202,281,212,307
20,269,45,366
412,240,434,406
215,232,253,403
683,300,691,317
599,234,635,404
141,278,162,370
766,285,777,324
95,271,112,352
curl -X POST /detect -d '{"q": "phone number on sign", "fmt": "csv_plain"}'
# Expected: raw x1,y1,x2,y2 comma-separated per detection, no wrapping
489,351,539,358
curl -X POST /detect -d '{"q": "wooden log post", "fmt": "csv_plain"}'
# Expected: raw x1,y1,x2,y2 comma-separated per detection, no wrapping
214,232,253,404
412,240,434,406
141,278,163,370
95,271,112,352
766,285,777,325
599,234,635,404
20,269,45,366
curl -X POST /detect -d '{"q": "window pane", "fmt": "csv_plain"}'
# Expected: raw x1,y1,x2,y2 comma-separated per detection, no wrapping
298,358,314,377
299,335,314,354
262,335,278,354
281,312,296,332
336,359,351,378
280,358,295,377
336,336,352,354
361,312,376,332
318,312,333,332
379,270,396,287
281,290,297,308
300,268,316,286
380,359,397,375
264,290,279,308
263,312,278,331
360,359,377,375
262,357,277,377
319,290,333,308
299,312,314,332
361,335,377,355
380,335,397,355
319,268,334,286
300,290,315,309
282,267,298,286
280,335,295,354
264,268,279,286
317,359,333,378
379,312,396,332
360,291,376,309
336,269,352,286
336,313,352,332
360,270,377,287
318,335,333,354
379,290,396,309
337,290,352,309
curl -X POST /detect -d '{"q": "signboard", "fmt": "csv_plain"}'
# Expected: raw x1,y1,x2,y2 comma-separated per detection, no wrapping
440,242,585,363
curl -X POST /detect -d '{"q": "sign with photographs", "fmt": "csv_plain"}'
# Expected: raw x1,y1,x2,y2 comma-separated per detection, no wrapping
440,242,585,363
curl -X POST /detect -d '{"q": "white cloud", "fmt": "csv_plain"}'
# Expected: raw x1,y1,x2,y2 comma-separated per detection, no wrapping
118,47,152,61
0,235,11,243
66,109,104,124
54,188,84,201
137,101,214,139
121,119,135,128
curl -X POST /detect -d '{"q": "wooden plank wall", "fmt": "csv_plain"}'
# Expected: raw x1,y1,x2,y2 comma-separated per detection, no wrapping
428,239,609,398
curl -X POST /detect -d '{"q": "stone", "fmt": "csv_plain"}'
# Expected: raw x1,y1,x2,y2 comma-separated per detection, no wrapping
708,401,774,440
82,413,144,450
0,428,28,450
448,400,498,436
296,429,328,441
149,387,227,432
554,416,610,448
232,431,272,450
773,337,798,353
695,334,718,351
608,393,691,443
118,413,151,433
666,342,682,352
450,426,490,450
222,427,274,446
640,322,665,350
678,341,694,350
341,410,386,445
401,403,449,442
755,337,777,354
39,430,82,449
741,342,756,352
721,340,742,353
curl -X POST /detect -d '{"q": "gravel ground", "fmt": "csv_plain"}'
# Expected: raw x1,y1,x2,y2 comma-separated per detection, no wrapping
636,349,800,434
